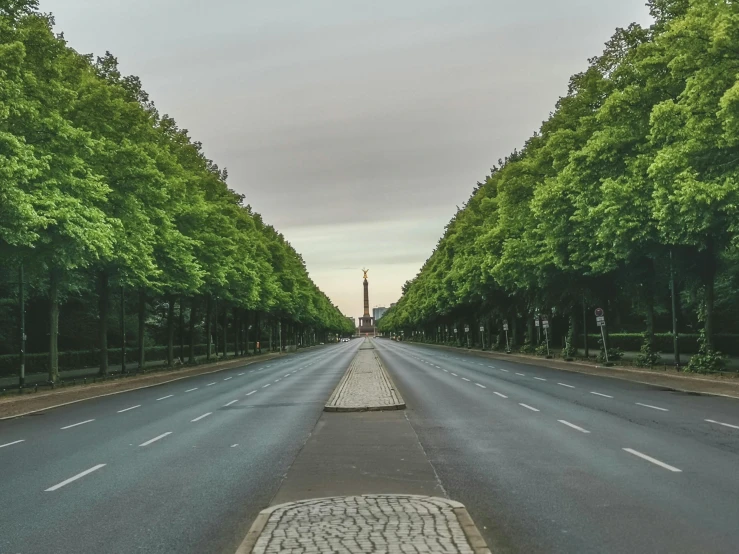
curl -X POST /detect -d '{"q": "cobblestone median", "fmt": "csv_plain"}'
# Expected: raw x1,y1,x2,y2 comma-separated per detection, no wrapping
239,495,490,554
325,342,404,411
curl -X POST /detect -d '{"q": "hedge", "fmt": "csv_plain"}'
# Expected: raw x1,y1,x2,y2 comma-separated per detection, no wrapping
575,333,739,356
0,341,264,377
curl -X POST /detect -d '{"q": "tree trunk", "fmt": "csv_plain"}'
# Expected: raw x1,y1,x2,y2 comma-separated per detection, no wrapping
205,295,212,361
48,268,60,383
98,271,109,376
138,290,146,370
703,242,716,351
179,296,185,363
222,308,228,358
166,294,175,367
189,297,198,364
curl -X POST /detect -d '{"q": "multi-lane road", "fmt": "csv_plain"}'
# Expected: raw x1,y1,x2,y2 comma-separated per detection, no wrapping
2,337,738,553
375,339,739,553
0,342,359,554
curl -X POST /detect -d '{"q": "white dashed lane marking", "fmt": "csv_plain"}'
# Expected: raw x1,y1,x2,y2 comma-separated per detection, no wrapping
623,448,681,472
206,382,216,387
60,419,95,430
451,373,458,377
636,403,668,412
191,412,212,422
224,400,238,407
705,419,739,430
0,440,24,449
519,403,540,412
494,392,508,399
462,378,471,382
558,383,575,389
223,377,232,381
590,391,613,398
185,388,198,393
500,369,509,373
157,395,174,401
45,464,106,491
139,432,172,447
262,384,271,388
117,405,141,413
534,377,547,381
558,420,590,434
475,383,486,389
515,373,525,376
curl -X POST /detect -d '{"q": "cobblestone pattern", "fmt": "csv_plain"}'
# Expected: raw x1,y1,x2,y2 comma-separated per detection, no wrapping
253,495,476,554
325,345,404,411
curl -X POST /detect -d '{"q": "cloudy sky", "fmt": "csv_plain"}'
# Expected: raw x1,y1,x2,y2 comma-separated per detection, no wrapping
47,0,651,320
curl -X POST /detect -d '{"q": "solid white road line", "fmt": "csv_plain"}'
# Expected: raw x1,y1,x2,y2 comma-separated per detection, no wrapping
557,383,575,389
139,432,172,447
636,402,668,412
462,378,471,382
519,403,540,412
262,384,270,388
494,392,508,398
157,395,174,401
223,377,232,381
534,377,547,381
590,391,613,398
60,419,95,430
475,383,486,388
515,373,525,376
558,420,590,433
224,400,238,407
206,382,216,387
185,388,198,392
117,405,141,413
45,464,106,491
0,439,24,449
705,419,739,430
191,412,212,422
623,448,681,472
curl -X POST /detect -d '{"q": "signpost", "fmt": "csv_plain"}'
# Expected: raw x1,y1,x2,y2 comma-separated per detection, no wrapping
534,315,541,344
479,325,485,350
464,325,470,348
541,315,550,357
503,321,510,353
595,308,609,363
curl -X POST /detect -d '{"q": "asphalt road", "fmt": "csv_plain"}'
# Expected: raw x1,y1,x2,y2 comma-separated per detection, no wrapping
0,341,360,554
374,339,739,554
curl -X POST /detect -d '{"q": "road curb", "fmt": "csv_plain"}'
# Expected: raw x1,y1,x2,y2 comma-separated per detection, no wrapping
0,352,284,421
235,495,491,554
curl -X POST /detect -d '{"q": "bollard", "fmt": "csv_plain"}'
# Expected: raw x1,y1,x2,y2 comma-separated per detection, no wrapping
84,378,87,385
34,383,38,393
73,378,76,386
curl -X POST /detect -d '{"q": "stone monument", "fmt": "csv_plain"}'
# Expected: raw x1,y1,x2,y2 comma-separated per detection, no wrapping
358,268,375,335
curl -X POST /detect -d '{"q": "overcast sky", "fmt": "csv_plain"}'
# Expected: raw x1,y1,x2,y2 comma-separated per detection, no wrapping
47,0,651,320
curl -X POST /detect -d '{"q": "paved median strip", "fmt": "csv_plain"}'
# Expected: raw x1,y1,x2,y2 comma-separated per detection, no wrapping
236,495,490,554
325,339,405,412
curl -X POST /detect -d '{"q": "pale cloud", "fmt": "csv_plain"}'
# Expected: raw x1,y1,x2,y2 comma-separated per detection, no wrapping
47,0,652,316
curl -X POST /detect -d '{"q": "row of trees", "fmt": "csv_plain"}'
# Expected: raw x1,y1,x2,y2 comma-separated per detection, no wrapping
379,0,739,371
0,1,354,382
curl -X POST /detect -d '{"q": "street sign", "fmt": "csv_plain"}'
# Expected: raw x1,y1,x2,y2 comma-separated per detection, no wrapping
535,319,540,327
541,316,549,329
464,325,470,333
479,326,484,332
454,328,458,334
596,316,605,327
503,322,509,331
595,308,604,317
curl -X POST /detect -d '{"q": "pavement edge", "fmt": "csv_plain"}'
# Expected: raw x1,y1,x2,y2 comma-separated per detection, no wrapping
234,495,491,554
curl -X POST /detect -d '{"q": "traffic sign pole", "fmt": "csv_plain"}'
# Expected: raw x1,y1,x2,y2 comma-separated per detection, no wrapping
595,308,609,363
